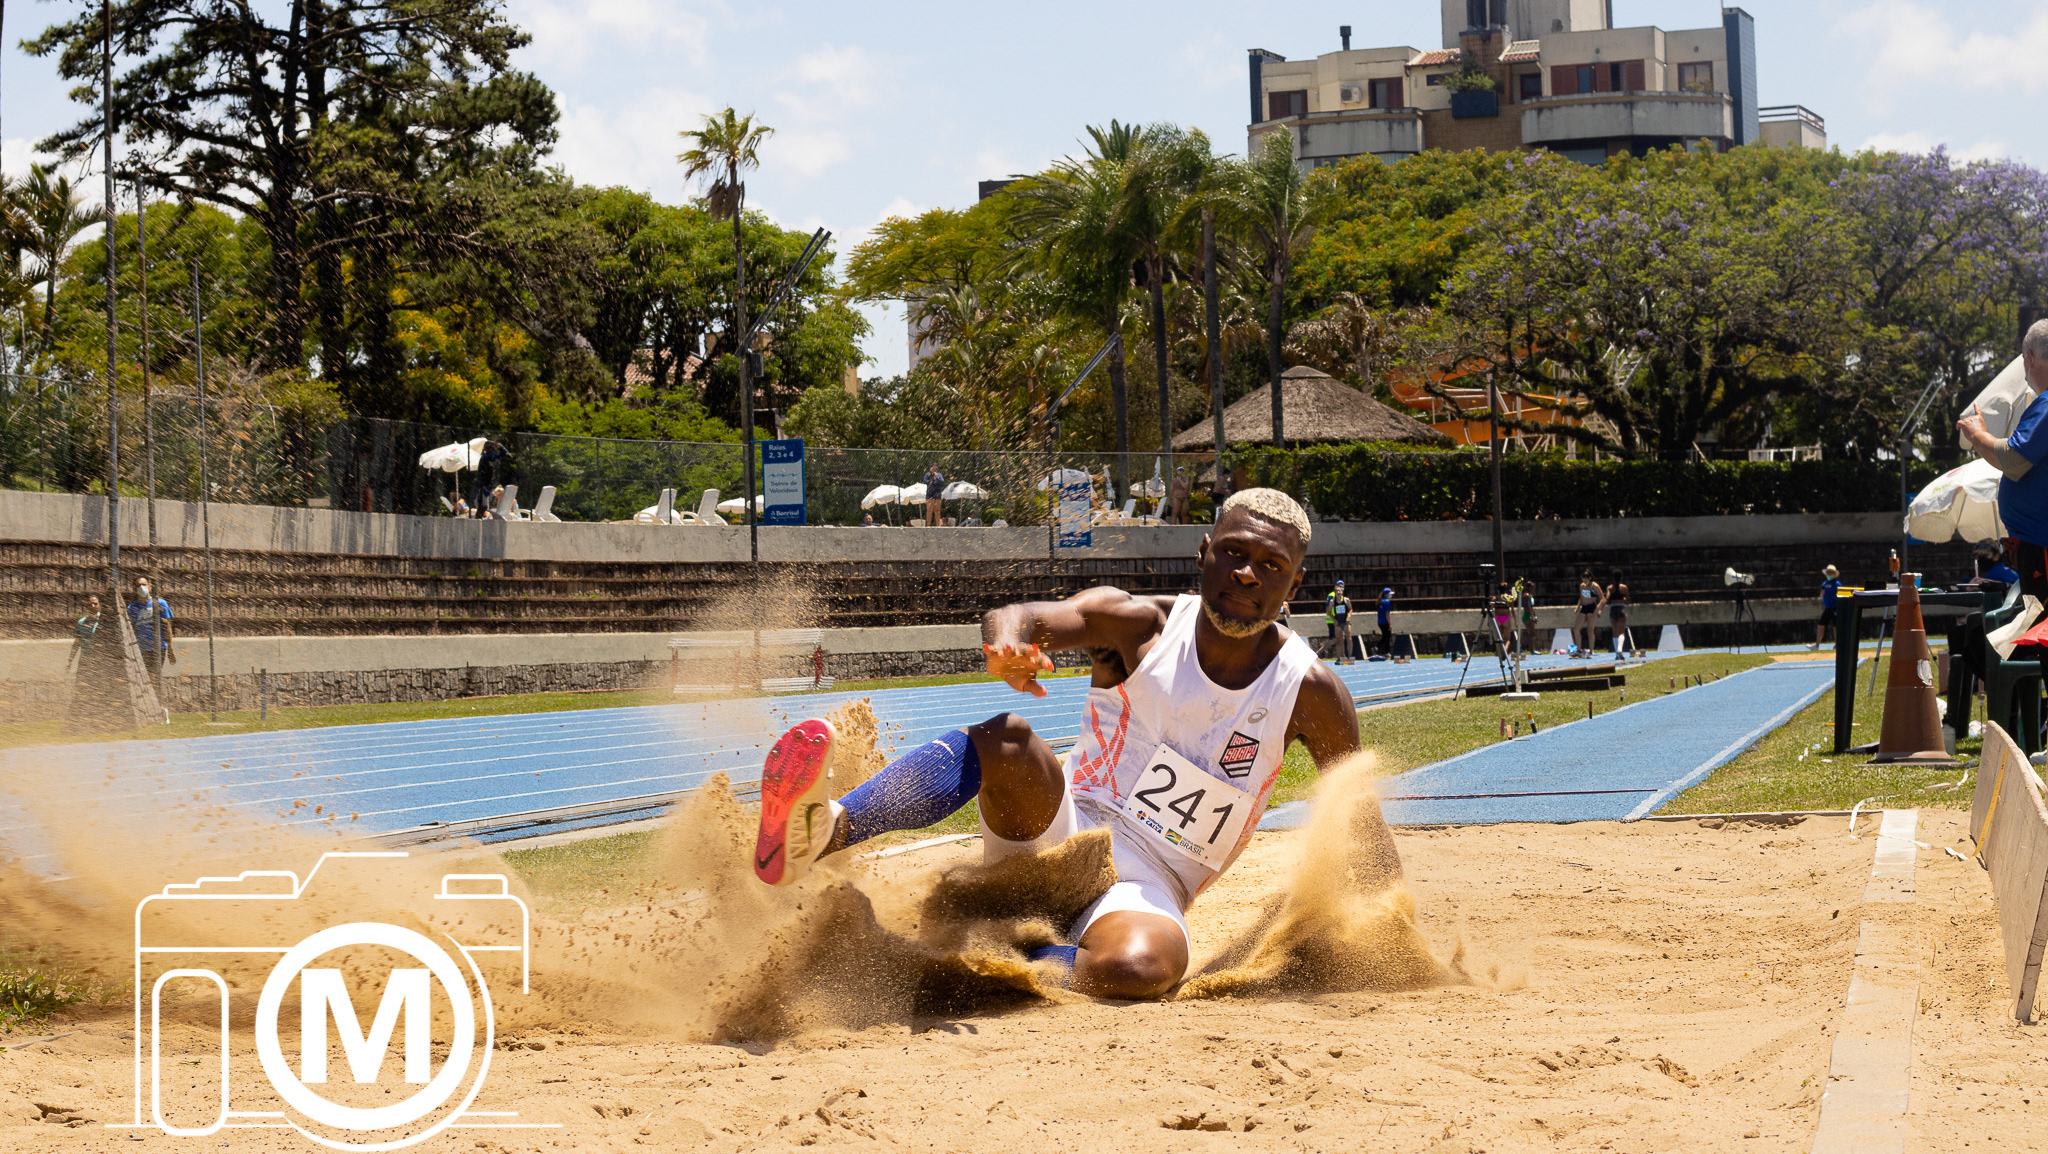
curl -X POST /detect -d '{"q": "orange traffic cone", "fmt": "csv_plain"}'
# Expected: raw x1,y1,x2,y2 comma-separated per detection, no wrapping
1870,575,1956,764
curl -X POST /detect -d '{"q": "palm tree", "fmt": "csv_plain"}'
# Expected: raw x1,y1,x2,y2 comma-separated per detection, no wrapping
20,163,94,354
1214,129,1338,447
1009,121,1148,481
678,109,774,424
1116,125,1214,456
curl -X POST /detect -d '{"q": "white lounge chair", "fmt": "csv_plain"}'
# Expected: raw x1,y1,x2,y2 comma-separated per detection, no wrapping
439,495,456,514
496,484,520,520
530,486,559,522
679,488,725,525
635,488,679,524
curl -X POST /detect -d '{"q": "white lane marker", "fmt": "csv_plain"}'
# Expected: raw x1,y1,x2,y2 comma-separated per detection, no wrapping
1810,808,1919,1154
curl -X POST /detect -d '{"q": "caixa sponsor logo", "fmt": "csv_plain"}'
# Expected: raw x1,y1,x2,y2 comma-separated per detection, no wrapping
125,852,554,1150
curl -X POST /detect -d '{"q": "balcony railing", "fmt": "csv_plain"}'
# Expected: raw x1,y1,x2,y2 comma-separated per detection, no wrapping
1758,104,1825,133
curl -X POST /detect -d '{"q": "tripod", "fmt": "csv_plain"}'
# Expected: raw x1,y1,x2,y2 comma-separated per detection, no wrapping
1731,583,1759,652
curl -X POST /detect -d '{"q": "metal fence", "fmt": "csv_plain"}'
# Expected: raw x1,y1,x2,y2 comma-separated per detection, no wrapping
0,376,1221,526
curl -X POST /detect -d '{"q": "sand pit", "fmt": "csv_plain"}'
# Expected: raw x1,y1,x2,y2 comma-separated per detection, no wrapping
3,799,2039,1152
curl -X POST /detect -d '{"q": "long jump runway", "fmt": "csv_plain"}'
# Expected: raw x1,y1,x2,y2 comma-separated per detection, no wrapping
1263,658,1837,830
0,649,1780,861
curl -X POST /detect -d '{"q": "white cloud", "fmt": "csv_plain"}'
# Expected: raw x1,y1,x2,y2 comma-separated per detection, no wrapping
762,44,893,181
1857,130,2009,163
550,88,718,196
1840,1,2048,114
511,0,717,72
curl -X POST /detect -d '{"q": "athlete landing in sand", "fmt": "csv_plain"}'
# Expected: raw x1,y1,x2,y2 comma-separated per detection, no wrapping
750,488,1403,1000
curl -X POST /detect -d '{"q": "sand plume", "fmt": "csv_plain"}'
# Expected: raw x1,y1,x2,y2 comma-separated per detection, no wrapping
1180,751,1466,999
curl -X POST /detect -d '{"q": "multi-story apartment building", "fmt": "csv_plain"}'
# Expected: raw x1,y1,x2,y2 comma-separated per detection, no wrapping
1248,1,1824,170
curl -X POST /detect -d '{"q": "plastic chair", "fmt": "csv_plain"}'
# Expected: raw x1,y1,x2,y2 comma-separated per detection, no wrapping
439,495,455,514
530,486,559,522
1982,599,2045,754
694,489,725,525
496,484,520,520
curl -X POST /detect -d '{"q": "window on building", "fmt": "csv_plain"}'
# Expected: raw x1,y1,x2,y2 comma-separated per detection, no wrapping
1268,90,1307,120
1576,65,1594,93
1369,77,1404,109
1677,62,1714,92
1519,71,1543,100
1425,72,1448,87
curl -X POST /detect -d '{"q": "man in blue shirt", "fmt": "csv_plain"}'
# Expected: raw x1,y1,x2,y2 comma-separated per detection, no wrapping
1375,587,1394,659
126,576,176,692
1812,565,1842,650
1961,322,2048,603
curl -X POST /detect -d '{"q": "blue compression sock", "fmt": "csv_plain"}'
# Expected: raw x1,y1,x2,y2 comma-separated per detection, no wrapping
835,729,982,850
1027,945,1078,988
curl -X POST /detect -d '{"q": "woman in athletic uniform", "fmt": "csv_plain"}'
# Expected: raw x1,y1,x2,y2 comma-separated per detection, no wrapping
747,489,1399,1000
1574,571,1601,657
1606,575,1631,654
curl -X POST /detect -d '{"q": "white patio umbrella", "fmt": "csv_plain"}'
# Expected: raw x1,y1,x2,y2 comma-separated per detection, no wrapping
717,494,765,515
897,482,929,505
417,436,486,472
940,481,989,501
1135,458,1166,499
1035,467,1093,491
1961,356,2031,446
1907,457,2005,543
859,484,901,509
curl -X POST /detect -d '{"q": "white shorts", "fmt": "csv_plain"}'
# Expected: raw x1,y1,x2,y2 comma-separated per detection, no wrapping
979,788,1192,951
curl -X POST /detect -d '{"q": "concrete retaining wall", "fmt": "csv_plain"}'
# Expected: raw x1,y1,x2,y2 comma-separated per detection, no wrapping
5,489,1903,564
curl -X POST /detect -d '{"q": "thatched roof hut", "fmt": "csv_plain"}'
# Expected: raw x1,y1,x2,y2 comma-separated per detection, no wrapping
1172,365,1452,450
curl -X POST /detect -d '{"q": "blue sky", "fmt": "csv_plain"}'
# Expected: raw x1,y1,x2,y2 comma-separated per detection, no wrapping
7,1,2044,377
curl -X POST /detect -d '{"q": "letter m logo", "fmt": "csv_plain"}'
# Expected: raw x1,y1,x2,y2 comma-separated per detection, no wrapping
299,969,431,1084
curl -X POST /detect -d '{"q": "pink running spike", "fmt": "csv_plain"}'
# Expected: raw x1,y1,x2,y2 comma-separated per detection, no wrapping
753,719,838,886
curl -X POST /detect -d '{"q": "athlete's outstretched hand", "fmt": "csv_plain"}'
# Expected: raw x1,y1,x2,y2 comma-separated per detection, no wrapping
984,642,1054,697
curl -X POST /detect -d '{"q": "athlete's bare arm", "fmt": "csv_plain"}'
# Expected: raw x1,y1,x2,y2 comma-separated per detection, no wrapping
1285,661,1405,891
981,587,1174,697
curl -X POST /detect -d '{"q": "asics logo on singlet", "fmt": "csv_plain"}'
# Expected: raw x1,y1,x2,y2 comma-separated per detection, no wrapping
1218,732,1261,779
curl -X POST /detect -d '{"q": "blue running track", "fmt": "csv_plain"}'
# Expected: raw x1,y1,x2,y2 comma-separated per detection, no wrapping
0,649,1801,863
1262,658,1837,829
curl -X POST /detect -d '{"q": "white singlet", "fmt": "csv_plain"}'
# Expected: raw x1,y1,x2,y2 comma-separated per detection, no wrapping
1060,593,1319,911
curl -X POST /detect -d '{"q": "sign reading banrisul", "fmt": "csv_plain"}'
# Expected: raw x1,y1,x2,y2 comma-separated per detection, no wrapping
762,438,805,526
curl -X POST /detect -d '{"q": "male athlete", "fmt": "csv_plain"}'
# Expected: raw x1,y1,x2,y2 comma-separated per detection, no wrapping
749,489,1403,1000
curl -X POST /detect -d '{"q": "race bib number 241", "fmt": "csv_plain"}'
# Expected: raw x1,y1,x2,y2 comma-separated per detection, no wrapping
1120,743,1256,868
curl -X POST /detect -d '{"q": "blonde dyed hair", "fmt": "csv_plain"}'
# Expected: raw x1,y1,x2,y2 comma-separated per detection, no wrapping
1218,488,1311,550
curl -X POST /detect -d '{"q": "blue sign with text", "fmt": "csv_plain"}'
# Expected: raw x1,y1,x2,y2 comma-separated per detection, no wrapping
762,438,806,525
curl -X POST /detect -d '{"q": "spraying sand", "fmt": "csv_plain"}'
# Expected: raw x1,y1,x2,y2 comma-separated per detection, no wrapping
0,731,2031,1152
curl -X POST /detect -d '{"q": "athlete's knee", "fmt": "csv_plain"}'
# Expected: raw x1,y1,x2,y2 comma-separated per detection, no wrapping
1076,942,1182,1000
968,711,1037,752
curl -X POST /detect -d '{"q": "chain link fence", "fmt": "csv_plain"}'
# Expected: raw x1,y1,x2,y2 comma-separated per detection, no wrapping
0,374,1220,526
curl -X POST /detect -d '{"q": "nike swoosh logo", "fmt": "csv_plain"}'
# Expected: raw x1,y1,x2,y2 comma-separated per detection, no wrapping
755,845,782,870
800,802,823,843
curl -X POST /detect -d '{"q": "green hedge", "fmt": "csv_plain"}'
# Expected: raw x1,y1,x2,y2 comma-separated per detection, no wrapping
1237,445,1942,521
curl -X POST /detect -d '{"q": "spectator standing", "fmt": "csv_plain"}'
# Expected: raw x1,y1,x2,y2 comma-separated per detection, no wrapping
1330,580,1355,665
1321,587,1338,658
923,463,946,527
1812,565,1843,650
472,440,510,510
69,595,101,669
1493,583,1518,657
1960,321,2048,611
1604,575,1631,654
1376,587,1394,659
1167,467,1191,524
1572,570,1601,657
126,577,176,692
